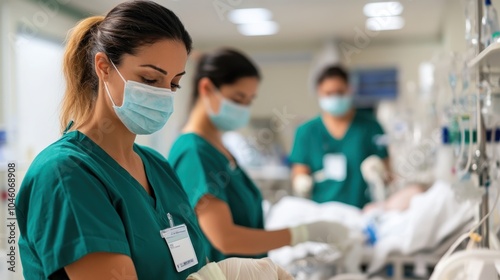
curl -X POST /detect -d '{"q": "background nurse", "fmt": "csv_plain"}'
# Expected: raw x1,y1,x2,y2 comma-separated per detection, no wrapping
290,65,391,208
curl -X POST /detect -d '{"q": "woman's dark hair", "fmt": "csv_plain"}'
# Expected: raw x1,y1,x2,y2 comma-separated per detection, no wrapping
61,0,192,132
192,48,260,105
316,64,349,87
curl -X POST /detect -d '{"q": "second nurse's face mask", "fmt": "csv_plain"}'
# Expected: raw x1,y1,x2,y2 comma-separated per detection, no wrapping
206,91,251,131
319,94,352,117
104,60,175,135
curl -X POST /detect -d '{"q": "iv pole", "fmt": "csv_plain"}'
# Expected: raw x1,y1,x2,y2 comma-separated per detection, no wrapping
473,0,491,248
429,2,500,278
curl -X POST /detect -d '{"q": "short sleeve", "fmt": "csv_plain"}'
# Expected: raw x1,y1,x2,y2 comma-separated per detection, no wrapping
289,126,309,165
370,121,389,159
172,148,229,209
16,156,130,278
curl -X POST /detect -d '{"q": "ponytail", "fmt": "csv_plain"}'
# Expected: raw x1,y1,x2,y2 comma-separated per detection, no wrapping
60,16,104,133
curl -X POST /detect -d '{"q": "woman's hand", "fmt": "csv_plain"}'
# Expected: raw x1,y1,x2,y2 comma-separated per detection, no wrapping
187,258,294,280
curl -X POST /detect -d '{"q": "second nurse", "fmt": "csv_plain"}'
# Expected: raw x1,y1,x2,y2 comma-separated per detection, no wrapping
169,49,349,261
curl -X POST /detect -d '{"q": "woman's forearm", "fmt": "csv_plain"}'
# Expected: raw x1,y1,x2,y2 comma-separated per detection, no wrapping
213,226,291,256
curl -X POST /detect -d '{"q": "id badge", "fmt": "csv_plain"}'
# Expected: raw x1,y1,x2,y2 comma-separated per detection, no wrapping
160,223,199,272
323,153,347,181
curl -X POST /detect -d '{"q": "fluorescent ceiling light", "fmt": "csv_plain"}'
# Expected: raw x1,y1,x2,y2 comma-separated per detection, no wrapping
237,21,279,36
228,8,273,24
363,2,403,17
366,16,405,31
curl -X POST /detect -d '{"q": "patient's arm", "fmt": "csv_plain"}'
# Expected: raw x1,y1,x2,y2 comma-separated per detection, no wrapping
363,183,427,213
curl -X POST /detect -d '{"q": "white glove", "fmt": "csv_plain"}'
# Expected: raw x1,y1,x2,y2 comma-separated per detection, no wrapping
187,257,294,280
289,221,349,247
361,156,388,203
361,156,388,183
292,174,313,197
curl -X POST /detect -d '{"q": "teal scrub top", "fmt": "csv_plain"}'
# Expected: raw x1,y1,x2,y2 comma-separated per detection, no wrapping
15,130,207,279
289,112,388,208
168,133,266,262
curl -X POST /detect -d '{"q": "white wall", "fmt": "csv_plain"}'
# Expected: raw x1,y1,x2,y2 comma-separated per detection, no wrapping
15,36,65,162
442,0,467,53
251,55,317,118
3,0,79,162
0,0,6,127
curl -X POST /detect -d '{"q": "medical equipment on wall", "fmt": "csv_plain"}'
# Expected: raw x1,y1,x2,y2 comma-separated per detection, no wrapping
430,0,500,279
466,0,480,52
376,54,461,188
482,0,500,47
377,65,441,188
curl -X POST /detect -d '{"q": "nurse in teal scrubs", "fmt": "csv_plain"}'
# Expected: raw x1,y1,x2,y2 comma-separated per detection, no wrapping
15,2,292,279
169,49,349,263
290,65,391,208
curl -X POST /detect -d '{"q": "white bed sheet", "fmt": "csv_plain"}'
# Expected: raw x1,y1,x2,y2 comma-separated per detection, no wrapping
266,181,476,273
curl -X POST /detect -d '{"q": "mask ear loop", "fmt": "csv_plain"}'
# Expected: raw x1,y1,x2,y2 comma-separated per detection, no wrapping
109,60,127,83
103,82,117,107
203,83,223,116
104,59,127,108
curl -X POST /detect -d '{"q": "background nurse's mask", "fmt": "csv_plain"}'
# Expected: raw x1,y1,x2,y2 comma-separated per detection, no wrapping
206,90,251,131
104,61,175,135
319,94,352,116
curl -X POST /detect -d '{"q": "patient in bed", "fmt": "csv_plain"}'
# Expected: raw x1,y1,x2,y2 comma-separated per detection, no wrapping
362,183,429,213
266,180,475,275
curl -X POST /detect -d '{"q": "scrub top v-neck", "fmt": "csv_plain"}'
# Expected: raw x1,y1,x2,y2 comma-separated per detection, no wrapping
289,112,388,208
16,130,207,279
168,133,266,262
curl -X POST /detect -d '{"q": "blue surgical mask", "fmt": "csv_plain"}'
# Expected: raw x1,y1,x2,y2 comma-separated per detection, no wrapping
319,95,352,116
207,94,251,131
104,61,174,135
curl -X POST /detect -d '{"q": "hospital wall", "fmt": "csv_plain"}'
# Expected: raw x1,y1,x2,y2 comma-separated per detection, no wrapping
1,0,78,157
442,0,467,54
0,0,5,127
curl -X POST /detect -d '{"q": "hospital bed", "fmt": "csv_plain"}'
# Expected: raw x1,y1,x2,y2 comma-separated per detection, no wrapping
266,181,477,280
284,222,473,280
370,223,472,280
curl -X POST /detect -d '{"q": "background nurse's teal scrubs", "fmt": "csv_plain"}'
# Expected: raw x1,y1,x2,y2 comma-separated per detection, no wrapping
16,130,207,279
169,133,266,262
290,111,388,208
